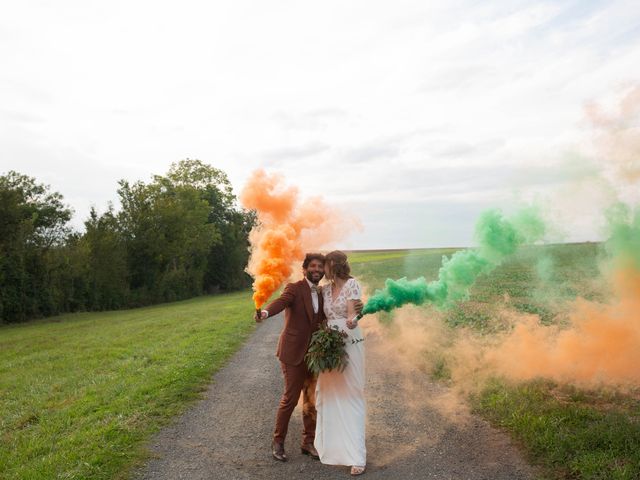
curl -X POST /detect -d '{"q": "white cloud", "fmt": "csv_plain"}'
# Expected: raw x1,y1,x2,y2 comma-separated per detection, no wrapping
1,0,640,247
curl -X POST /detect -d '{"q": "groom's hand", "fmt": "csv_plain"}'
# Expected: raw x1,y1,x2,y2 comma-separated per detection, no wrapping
354,300,364,315
255,310,268,322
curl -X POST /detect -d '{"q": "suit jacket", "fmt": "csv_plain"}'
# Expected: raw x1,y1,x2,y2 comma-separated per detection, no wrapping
265,279,325,366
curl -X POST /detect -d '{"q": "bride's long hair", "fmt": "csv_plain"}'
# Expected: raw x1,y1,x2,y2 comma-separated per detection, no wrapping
324,250,352,281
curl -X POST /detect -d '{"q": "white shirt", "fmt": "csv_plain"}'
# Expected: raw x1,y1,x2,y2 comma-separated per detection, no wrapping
305,278,319,314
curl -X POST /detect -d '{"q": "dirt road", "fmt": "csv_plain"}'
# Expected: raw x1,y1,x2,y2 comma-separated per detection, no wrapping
135,313,534,479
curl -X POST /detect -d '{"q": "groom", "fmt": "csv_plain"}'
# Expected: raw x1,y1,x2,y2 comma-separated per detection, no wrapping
255,253,362,462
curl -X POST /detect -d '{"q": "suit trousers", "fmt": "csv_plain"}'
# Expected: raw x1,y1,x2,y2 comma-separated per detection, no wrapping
273,361,317,445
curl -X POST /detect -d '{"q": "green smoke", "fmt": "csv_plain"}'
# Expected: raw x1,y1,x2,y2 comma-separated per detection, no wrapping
361,207,546,316
604,202,640,270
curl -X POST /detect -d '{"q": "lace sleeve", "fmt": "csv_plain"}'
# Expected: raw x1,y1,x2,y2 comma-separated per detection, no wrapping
346,278,362,301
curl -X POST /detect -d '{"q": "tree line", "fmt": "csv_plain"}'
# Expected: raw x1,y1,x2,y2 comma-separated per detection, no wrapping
0,159,255,323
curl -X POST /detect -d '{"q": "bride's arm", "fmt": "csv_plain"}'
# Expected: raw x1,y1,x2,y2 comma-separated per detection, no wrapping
346,299,357,329
346,279,360,329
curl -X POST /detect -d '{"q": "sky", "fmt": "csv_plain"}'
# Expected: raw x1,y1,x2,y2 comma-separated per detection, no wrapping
1,0,640,249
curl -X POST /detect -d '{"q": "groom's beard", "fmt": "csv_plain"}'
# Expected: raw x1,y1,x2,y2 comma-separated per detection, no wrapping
306,271,324,284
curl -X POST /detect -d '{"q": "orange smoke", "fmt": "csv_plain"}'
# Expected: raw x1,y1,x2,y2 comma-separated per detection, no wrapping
362,269,640,390
240,169,354,308
483,86,640,388
586,84,640,183
487,267,640,387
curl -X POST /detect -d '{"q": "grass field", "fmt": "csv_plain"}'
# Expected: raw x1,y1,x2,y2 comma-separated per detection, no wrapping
350,244,640,480
0,292,255,480
2,244,638,480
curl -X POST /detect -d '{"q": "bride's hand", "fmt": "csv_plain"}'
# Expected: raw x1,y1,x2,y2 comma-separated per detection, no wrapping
346,319,357,329
353,299,363,315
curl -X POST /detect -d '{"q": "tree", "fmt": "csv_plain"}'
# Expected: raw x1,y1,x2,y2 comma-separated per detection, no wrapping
117,162,220,303
161,159,254,291
0,172,73,322
84,205,129,309
205,209,255,291
0,171,72,247
0,161,253,323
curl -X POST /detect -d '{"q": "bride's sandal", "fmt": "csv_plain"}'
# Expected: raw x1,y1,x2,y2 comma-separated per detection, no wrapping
350,466,366,476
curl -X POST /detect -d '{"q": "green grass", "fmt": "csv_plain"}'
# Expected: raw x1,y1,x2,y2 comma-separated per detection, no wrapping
473,380,640,480
349,243,640,480
348,247,458,279
347,248,455,265
0,292,256,480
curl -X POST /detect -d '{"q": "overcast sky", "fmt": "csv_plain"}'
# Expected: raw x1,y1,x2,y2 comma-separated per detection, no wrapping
2,0,640,249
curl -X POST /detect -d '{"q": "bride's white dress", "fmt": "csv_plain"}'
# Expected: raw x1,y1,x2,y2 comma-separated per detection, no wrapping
314,277,366,467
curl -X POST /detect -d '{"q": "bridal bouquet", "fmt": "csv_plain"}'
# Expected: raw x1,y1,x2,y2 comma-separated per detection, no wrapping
305,324,349,374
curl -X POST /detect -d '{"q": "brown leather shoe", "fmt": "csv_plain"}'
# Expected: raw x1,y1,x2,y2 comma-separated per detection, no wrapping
272,441,288,462
300,443,319,459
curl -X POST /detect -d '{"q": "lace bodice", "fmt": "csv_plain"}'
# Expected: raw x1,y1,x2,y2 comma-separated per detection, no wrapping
322,277,362,321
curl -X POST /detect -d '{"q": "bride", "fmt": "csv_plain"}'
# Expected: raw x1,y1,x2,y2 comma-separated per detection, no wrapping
314,250,366,476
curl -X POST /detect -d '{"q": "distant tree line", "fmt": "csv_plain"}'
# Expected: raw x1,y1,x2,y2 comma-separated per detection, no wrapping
0,159,255,323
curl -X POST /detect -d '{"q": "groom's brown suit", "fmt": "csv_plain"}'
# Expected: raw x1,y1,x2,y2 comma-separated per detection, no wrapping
265,279,324,446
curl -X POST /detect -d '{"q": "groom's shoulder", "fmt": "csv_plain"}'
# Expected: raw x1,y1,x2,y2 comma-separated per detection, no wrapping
289,279,307,290
283,279,305,292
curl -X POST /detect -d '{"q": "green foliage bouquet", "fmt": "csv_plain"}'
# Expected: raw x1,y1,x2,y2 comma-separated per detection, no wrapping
305,324,349,375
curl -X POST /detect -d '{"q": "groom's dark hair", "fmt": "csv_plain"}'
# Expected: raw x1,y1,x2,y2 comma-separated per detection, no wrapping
302,253,325,269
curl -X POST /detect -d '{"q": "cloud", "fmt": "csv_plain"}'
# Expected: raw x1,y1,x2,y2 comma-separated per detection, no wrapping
261,142,331,166
424,139,506,160
0,109,45,124
342,143,401,164
2,1,640,248
419,64,501,92
323,157,601,207
273,108,349,131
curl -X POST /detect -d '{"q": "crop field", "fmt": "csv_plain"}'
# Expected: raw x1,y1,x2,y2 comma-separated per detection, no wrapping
350,243,640,480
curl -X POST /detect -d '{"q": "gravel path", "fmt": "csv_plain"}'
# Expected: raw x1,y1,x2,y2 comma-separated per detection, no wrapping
135,314,535,480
